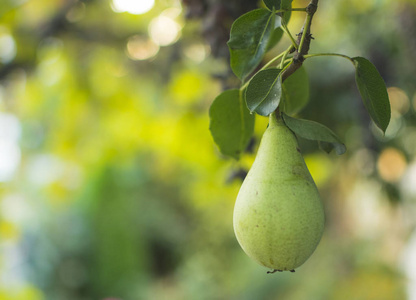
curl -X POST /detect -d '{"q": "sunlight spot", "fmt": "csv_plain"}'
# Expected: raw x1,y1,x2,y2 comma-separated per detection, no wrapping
111,0,155,15
0,113,21,182
0,31,16,63
26,155,65,186
126,35,159,60
388,87,409,115
161,7,182,19
0,113,21,142
149,15,182,46
1,194,33,226
401,161,416,199
377,147,407,183
0,141,20,182
372,111,403,141
184,43,209,63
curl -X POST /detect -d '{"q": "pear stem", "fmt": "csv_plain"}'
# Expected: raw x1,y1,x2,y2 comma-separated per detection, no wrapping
274,107,280,118
272,107,281,123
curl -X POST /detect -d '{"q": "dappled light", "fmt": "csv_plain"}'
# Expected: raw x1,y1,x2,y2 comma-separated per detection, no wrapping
111,0,155,15
0,113,21,182
148,12,182,46
377,147,407,183
126,35,160,60
0,31,16,63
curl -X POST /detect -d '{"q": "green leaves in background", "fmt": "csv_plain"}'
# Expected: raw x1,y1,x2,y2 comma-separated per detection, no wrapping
263,0,282,10
263,0,293,23
209,90,255,159
282,66,309,114
282,113,346,155
352,57,391,133
228,9,279,81
246,68,282,116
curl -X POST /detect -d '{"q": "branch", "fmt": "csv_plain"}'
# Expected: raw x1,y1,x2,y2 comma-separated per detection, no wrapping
281,0,319,82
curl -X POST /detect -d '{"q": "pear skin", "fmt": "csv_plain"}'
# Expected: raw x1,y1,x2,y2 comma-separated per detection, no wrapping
233,113,324,271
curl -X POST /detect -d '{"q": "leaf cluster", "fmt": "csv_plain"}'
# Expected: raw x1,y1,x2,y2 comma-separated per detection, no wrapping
209,0,391,159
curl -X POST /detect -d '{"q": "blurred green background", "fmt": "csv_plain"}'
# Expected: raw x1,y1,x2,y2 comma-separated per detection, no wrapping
0,0,416,299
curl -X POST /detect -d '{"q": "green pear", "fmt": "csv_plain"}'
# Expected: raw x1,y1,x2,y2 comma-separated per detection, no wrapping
233,112,324,272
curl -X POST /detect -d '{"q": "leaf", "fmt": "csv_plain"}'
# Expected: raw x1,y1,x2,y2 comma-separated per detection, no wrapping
266,27,284,51
318,141,333,154
228,9,277,81
263,0,282,10
209,90,255,159
280,0,293,10
264,0,293,23
282,66,309,114
280,0,293,24
352,57,391,133
246,68,282,116
282,113,346,155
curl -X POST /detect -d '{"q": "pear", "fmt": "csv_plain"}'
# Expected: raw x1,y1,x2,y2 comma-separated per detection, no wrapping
233,112,324,272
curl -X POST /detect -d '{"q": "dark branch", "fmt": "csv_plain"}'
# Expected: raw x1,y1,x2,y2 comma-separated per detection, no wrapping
281,0,319,82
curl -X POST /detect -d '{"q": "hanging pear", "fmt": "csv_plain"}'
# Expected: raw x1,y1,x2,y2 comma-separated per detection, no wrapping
233,112,325,272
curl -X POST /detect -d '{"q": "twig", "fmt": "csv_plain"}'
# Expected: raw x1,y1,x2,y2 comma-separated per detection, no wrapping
281,0,319,82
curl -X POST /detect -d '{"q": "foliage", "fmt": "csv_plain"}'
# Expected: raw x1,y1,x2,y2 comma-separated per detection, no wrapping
210,0,392,158
209,89,254,159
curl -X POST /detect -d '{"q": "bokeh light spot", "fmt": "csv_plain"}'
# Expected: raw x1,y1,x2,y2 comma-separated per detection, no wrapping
111,0,155,15
1,194,33,226
377,147,407,183
401,161,416,199
372,111,403,141
184,43,209,63
0,113,21,182
388,87,409,115
126,35,159,60
149,15,182,46
0,141,20,182
0,30,17,63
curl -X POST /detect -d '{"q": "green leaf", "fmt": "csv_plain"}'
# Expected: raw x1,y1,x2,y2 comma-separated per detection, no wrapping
209,90,255,159
263,0,282,11
228,9,277,81
318,141,333,154
280,0,293,11
246,68,282,116
282,66,309,114
280,0,293,23
266,27,284,51
282,113,346,155
352,57,391,133
263,0,293,23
